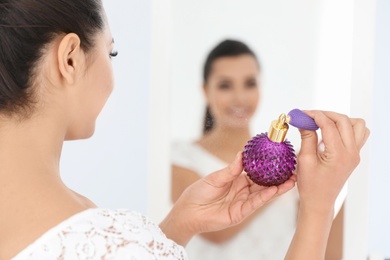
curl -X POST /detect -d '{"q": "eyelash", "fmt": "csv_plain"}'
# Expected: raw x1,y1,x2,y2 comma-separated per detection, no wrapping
109,50,118,58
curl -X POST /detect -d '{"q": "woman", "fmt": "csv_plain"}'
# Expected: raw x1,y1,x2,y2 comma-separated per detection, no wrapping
171,40,345,259
0,1,369,259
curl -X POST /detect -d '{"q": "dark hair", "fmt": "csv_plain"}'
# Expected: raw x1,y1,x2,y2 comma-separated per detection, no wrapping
0,0,104,118
203,39,259,134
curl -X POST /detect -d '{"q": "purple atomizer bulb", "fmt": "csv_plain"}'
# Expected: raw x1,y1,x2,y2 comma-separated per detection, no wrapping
286,109,319,131
243,109,318,186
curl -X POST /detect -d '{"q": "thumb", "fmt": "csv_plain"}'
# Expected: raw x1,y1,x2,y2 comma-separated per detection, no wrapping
299,129,318,156
203,152,244,187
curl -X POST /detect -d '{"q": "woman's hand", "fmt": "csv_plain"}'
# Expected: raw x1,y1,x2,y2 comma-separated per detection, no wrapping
296,111,370,210
286,110,370,259
160,152,296,246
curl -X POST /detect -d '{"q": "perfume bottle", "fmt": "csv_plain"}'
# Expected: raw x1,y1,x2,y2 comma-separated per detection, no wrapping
242,109,318,186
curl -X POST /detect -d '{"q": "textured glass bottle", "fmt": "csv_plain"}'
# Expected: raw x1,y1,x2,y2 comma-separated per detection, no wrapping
243,109,318,186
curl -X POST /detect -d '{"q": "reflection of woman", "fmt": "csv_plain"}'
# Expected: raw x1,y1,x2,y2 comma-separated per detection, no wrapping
171,40,296,259
1,1,369,259
171,40,342,259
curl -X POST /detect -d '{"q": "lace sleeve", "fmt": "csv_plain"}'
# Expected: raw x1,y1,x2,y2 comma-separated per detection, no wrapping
112,210,188,259
13,208,188,260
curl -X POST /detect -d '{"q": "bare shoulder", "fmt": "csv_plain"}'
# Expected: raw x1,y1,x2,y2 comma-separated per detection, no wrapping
70,190,97,208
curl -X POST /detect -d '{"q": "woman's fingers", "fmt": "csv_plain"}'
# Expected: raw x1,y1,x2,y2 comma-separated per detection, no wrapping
276,178,296,195
362,128,370,147
350,118,370,149
303,111,343,152
298,129,318,157
240,186,278,217
239,177,295,219
320,111,358,150
303,111,369,153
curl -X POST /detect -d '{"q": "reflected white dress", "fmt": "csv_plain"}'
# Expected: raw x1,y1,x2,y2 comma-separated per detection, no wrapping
13,208,187,260
171,141,298,260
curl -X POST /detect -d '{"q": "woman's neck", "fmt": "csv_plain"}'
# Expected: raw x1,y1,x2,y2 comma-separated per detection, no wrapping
0,116,93,258
0,115,70,216
198,125,252,163
0,117,64,179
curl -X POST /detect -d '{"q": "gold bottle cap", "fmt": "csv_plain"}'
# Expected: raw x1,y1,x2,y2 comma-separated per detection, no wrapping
268,113,289,142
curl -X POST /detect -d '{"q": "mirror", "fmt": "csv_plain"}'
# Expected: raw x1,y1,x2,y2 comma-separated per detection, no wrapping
149,0,377,258
169,1,346,259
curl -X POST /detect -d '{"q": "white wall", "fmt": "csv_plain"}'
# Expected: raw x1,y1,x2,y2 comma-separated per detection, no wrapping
369,0,390,257
345,0,376,258
147,0,174,223
61,0,151,214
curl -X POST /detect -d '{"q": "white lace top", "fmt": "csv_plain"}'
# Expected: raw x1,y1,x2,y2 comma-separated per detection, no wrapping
13,208,188,260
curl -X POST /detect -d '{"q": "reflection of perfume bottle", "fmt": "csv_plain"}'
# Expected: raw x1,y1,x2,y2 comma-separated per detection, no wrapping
243,109,318,186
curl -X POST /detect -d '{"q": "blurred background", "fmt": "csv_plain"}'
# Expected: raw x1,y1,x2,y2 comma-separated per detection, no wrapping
60,0,389,259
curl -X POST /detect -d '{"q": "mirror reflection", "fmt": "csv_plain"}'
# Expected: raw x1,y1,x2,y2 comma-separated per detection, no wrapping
169,1,345,259
170,39,343,259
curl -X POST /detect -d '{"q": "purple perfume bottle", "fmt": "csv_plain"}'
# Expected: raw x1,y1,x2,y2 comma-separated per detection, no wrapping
243,109,318,186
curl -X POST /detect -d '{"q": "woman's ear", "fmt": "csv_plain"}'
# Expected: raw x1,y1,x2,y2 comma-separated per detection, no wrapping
57,33,82,85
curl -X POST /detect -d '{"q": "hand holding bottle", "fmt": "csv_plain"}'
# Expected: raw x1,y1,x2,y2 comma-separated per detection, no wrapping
286,110,369,259
161,153,296,247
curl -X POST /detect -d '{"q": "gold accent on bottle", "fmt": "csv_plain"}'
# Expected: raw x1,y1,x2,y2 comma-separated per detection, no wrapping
268,113,289,142
286,115,291,124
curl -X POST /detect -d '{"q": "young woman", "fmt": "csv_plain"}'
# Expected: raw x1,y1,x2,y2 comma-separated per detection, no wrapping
0,1,369,259
171,40,346,259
